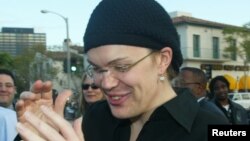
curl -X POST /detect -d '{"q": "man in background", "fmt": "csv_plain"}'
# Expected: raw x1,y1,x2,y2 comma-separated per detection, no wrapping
178,67,227,120
209,75,248,124
0,68,17,110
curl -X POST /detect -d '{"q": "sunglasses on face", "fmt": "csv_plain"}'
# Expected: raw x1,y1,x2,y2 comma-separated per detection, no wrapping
82,83,99,90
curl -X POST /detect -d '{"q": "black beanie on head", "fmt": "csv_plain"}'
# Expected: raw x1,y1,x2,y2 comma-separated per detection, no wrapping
84,0,183,73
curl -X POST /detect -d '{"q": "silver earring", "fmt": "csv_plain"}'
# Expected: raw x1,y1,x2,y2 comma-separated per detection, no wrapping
159,76,165,81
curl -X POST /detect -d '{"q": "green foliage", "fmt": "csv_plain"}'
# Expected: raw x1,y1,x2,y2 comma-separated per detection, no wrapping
223,24,250,63
0,52,14,68
0,44,60,99
223,24,250,92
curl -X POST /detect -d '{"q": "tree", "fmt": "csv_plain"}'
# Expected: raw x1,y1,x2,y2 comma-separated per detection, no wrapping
12,44,59,96
223,24,250,91
0,52,14,68
223,25,250,61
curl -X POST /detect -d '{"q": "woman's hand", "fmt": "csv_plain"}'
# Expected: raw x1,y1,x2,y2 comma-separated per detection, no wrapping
15,80,76,140
16,105,84,141
15,80,55,136
73,117,84,141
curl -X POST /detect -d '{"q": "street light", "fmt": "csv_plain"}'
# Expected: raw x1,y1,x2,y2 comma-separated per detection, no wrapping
41,10,71,88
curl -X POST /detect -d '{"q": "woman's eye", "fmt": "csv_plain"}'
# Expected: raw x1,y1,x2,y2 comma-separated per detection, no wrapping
114,65,130,72
92,67,102,73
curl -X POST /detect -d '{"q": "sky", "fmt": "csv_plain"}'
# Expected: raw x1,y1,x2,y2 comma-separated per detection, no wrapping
1,0,250,47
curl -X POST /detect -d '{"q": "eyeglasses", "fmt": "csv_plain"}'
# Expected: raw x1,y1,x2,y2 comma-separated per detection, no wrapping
86,51,155,79
82,83,99,90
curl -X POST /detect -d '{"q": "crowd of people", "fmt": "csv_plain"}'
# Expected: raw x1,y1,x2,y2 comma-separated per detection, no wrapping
175,67,249,124
0,0,249,141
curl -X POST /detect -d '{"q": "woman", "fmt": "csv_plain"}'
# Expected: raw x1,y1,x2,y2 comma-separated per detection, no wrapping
15,0,228,140
80,74,104,114
209,75,248,124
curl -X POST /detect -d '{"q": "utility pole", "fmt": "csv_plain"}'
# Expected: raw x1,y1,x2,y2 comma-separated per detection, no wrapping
41,10,71,88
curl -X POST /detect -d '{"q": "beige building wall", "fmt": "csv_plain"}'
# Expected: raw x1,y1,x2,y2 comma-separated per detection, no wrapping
172,11,249,91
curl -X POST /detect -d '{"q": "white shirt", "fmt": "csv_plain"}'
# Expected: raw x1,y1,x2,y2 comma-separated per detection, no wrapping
223,104,230,111
0,107,17,141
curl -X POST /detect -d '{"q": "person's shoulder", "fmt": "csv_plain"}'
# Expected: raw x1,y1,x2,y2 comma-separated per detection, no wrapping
199,99,227,116
0,107,16,116
196,107,229,125
200,99,218,109
230,100,247,111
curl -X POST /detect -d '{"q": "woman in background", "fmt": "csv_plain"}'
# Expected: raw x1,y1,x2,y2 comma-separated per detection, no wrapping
80,74,105,114
209,75,248,124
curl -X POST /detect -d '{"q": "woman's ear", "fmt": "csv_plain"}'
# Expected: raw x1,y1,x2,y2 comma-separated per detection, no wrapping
158,47,172,74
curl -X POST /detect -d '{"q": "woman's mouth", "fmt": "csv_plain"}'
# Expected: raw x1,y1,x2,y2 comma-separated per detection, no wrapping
108,94,129,106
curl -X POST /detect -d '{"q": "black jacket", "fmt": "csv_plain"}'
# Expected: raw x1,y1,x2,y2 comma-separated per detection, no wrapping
83,88,228,141
213,99,248,124
199,98,228,121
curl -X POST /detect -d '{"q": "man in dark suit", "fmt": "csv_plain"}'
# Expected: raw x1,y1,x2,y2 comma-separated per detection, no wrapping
178,67,227,120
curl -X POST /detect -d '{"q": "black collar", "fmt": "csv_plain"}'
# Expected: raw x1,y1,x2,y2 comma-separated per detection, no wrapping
162,88,199,132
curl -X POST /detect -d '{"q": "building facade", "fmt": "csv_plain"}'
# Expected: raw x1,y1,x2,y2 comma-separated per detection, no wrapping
171,11,249,91
0,27,46,56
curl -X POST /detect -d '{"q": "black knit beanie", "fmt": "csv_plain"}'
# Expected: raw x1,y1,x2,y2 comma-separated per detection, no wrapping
84,0,183,73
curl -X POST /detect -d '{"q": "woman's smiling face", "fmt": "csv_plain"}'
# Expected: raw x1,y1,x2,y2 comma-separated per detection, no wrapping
87,45,166,119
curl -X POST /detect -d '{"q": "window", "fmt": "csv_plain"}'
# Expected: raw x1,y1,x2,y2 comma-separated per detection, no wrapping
212,37,219,59
193,34,200,57
230,39,237,61
178,34,181,46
